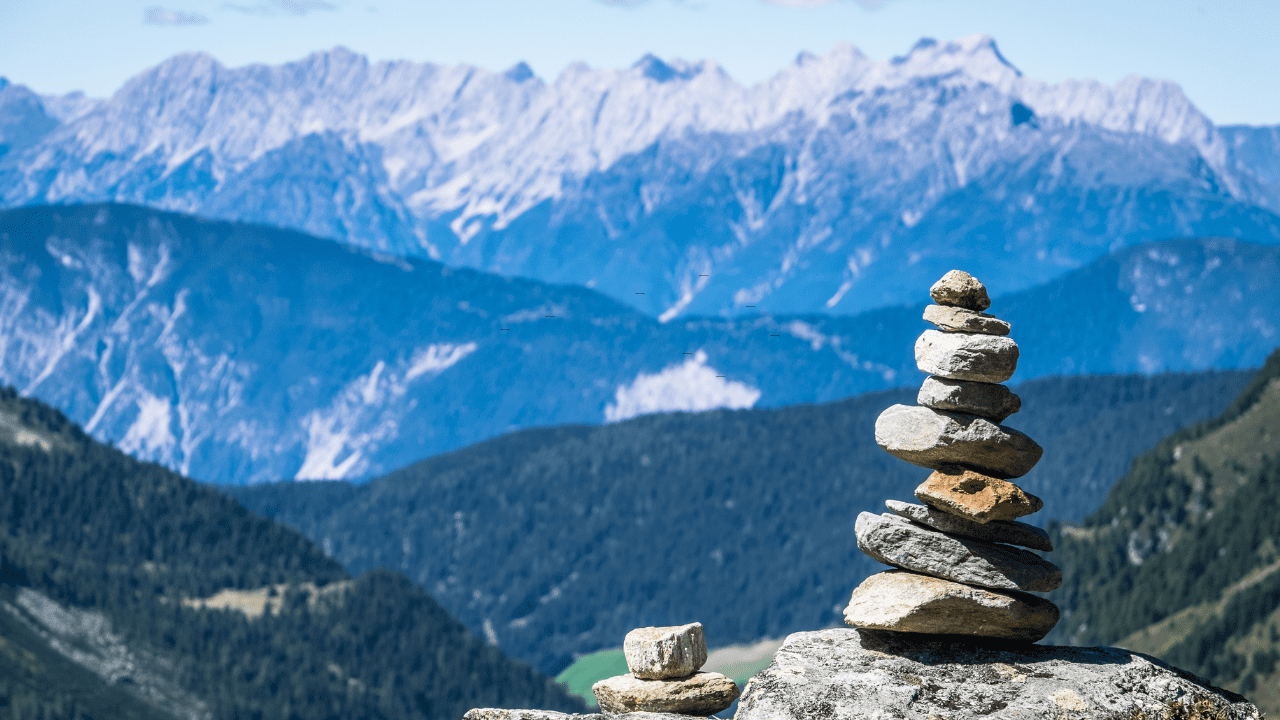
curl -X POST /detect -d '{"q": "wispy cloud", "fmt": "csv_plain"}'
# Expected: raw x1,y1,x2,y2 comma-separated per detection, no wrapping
144,6,211,25
764,0,888,8
224,0,336,15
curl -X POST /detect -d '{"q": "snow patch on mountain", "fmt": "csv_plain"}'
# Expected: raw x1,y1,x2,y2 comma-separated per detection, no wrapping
604,350,761,422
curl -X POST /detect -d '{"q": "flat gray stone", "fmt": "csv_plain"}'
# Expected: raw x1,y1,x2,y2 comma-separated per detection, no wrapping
592,672,739,716
916,330,1019,383
624,623,707,680
918,375,1021,422
885,499,1052,551
855,512,1061,592
463,712,692,720
734,628,1261,720
873,404,1043,478
922,304,1010,335
929,270,991,311
842,570,1059,640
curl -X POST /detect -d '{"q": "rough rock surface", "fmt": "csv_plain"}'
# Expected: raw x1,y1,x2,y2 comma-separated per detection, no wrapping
855,512,1061,591
735,628,1261,720
886,499,1052,551
624,623,707,680
918,375,1021,423
922,304,1010,335
465,707,696,712
915,330,1019,383
929,270,992,311
592,672,739,715
874,404,1044,478
915,467,1044,523
842,571,1059,640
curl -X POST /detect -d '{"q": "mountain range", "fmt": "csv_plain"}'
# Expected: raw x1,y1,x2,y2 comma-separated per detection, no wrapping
230,367,1252,674
2,203,1277,484
2,37,1279,319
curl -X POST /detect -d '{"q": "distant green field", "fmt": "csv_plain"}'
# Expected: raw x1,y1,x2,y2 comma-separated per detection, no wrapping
555,649,629,707
555,638,783,707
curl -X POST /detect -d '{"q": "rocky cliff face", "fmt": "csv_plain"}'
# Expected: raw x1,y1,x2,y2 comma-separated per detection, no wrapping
735,629,1261,720
2,37,1278,318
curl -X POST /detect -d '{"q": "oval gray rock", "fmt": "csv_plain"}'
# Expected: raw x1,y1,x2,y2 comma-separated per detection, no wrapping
592,672,739,716
885,500,1052,551
873,404,1043,478
915,330,1019,383
922,305,1010,335
918,375,1021,423
735,627,1262,720
842,570,1059,640
855,512,1061,591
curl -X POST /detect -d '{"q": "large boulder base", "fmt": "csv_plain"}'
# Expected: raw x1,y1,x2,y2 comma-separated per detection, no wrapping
855,513,1061,592
592,672,739,715
624,622,707,680
915,330,1019,384
874,404,1044,478
842,571,1059,641
918,375,1021,423
735,628,1261,720
885,499,1052,551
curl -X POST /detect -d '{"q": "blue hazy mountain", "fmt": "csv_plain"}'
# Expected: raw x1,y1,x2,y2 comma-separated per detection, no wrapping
1,203,1277,485
2,38,1278,320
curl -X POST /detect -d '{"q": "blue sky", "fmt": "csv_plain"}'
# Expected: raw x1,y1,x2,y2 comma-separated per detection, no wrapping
3,0,1278,125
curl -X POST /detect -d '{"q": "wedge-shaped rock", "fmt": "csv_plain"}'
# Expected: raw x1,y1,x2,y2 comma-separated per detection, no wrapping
855,512,1061,592
592,672,739,716
916,467,1043,523
843,570,1059,640
916,330,1019,383
624,622,707,680
929,270,991,311
922,305,1010,336
918,375,1021,423
874,404,1043,478
885,500,1052,551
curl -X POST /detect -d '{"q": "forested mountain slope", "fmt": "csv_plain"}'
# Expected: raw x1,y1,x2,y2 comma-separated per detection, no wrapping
1048,349,1280,714
2,204,1277,486
0,387,584,719
232,368,1253,675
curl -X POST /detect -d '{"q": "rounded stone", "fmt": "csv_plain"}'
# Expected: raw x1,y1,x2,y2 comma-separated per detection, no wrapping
918,376,1021,423
916,330,1019,384
922,305,1010,336
929,270,991,311
915,468,1043,524
843,571,1059,639
592,672,739,716
873,404,1043,479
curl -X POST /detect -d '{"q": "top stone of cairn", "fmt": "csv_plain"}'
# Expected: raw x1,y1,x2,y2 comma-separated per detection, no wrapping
929,270,991,312
624,623,708,680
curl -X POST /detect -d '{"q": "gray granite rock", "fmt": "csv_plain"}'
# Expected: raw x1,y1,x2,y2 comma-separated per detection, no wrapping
918,375,1021,422
855,512,1061,591
624,623,707,680
922,304,1010,335
885,499,1053,551
873,404,1043,478
842,570,1060,640
929,270,991,311
592,672,739,716
916,330,1019,383
734,628,1261,720
463,711,693,720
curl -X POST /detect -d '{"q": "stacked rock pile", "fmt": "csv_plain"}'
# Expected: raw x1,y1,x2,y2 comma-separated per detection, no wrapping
592,623,740,716
843,270,1062,642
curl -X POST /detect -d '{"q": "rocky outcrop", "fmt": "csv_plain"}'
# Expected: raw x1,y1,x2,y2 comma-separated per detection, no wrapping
735,629,1261,720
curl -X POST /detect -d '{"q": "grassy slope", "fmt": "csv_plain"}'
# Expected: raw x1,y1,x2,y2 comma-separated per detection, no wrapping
1048,349,1280,713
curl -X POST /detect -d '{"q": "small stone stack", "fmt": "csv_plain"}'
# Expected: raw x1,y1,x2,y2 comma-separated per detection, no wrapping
592,623,740,716
843,270,1062,642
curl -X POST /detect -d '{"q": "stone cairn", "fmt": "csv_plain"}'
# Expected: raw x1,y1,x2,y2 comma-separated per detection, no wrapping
591,622,740,716
843,270,1062,642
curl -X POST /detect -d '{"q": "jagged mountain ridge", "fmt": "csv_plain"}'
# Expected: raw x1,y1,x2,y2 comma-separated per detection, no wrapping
2,36,1279,318
2,203,1278,484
